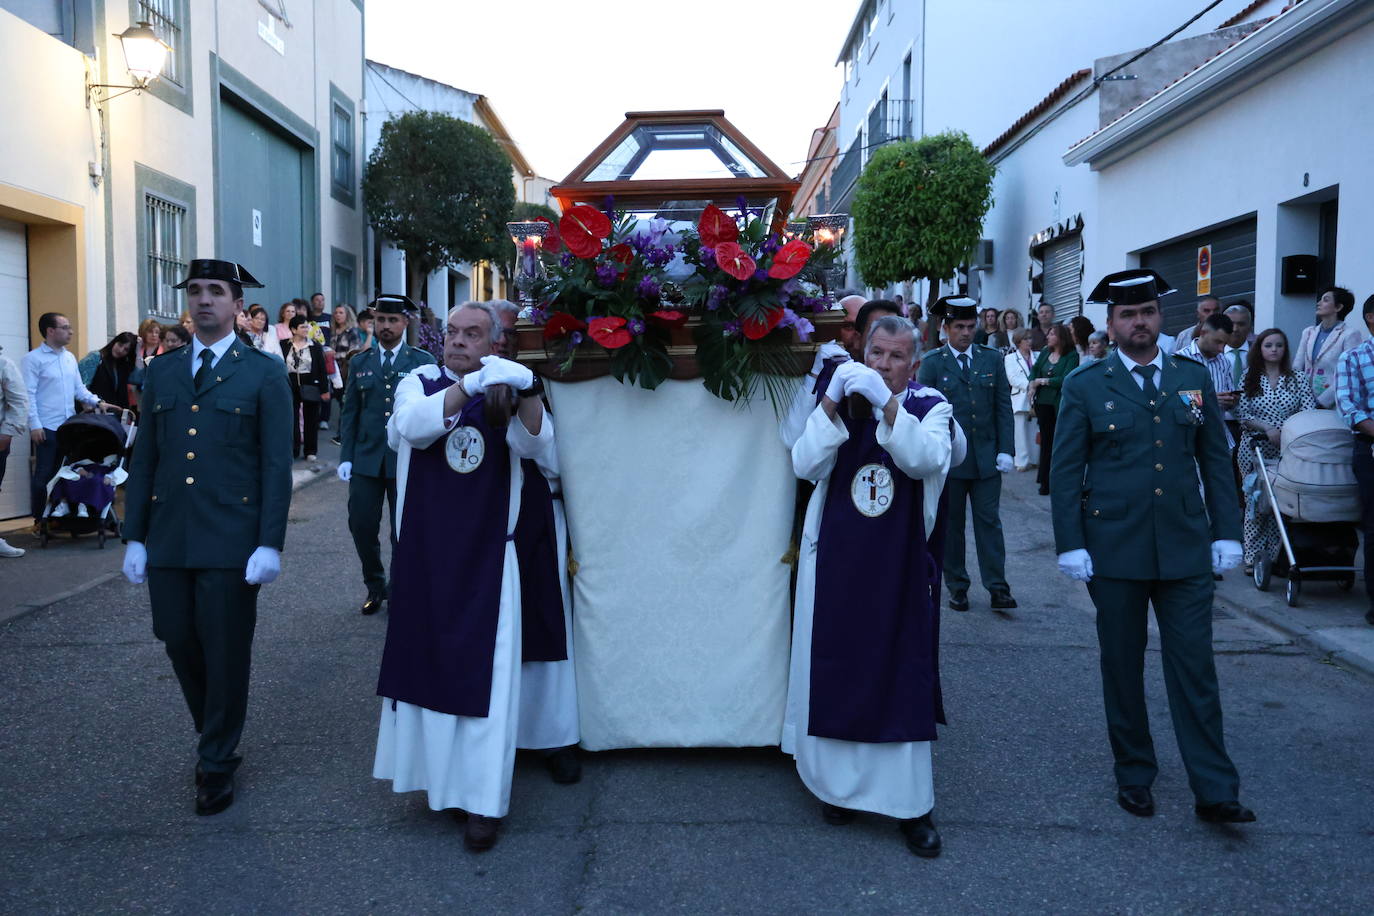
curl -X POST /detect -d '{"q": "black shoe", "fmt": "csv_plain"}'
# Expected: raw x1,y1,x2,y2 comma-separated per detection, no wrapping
1195,800,1256,823
1365,607,1374,626
821,803,855,825
361,593,385,616
899,812,942,858
1116,785,1154,817
464,814,501,851
195,771,234,816
330,436,341,446
1038,486,1050,496
545,746,582,785
194,764,205,788
948,591,970,612
1213,572,1224,581
990,590,1017,610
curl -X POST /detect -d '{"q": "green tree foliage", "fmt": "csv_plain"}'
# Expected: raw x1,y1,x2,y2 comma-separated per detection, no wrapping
362,111,516,295
512,201,559,223
851,131,995,316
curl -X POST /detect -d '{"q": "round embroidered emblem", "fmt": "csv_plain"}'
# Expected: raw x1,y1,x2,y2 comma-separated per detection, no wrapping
851,463,894,518
446,426,486,474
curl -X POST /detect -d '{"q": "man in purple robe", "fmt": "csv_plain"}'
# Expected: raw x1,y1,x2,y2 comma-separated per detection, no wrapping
371,301,557,852
783,314,955,858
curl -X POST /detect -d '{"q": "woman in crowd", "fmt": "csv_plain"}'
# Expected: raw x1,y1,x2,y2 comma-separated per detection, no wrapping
281,315,328,462
275,302,297,342
974,307,999,346
1004,328,1037,471
243,305,270,351
1029,323,1079,495
1236,328,1316,573
86,332,138,410
1293,285,1360,407
160,323,191,353
995,310,1022,353
136,319,162,364
1069,315,1095,361
1081,330,1110,367
331,305,362,356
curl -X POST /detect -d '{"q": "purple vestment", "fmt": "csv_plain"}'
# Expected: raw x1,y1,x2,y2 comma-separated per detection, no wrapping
514,458,568,662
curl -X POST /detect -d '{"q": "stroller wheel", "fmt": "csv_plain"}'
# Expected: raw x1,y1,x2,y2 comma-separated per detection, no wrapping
1253,556,1271,592
1286,573,1301,608
1338,575,1355,592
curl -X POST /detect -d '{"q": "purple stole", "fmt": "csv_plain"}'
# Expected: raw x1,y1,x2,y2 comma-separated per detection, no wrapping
809,384,948,743
376,374,512,718
514,458,568,662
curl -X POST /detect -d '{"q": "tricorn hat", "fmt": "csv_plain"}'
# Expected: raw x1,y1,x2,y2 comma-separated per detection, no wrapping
932,295,980,322
1086,269,1175,307
369,294,418,315
173,259,263,290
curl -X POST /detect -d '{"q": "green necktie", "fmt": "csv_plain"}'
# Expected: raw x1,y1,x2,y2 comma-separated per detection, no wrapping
1133,364,1158,401
194,349,214,390
383,349,394,374
1232,349,1244,387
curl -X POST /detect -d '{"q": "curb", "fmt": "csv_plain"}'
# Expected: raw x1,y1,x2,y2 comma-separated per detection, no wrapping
0,464,338,629
1212,588,1374,683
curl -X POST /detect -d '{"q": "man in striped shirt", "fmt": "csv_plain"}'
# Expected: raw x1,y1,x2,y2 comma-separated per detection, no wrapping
1334,303,1374,627
1176,312,1239,448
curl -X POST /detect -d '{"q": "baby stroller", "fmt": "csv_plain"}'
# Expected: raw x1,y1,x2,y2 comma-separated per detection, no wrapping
1250,408,1360,606
38,408,136,549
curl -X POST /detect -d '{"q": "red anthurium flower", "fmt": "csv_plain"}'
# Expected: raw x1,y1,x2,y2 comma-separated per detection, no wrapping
588,316,632,349
768,240,812,280
535,216,562,253
542,311,587,342
561,205,613,259
741,306,784,341
608,243,634,265
715,242,757,282
647,309,687,330
698,204,739,248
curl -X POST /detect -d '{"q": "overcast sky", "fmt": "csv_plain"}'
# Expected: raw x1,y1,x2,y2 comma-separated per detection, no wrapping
364,0,857,181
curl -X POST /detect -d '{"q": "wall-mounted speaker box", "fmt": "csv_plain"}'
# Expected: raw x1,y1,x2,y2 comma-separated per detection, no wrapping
1281,255,1320,295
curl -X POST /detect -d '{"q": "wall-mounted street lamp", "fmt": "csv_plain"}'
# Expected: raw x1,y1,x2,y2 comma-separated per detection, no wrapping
86,22,170,106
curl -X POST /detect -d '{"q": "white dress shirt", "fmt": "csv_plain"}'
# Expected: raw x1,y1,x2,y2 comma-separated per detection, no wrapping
23,342,99,431
189,331,237,376
1115,347,1165,389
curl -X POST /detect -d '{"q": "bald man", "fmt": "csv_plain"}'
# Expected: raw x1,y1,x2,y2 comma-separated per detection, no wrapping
838,295,867,359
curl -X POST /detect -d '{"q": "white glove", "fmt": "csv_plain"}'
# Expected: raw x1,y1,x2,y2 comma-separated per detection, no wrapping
810,341,847,378
845,365,895,409
1057,548,1094,582
244,546,281,585
824,360,859,403
996,453,1014,473
1211,539,1242,574
476,354,534,391
122,540,147,585
336,461,352,482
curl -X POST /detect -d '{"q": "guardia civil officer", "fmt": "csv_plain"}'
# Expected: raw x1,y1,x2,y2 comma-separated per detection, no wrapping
122,259,293,816
1050,269,1254,824
915,296,1017,612
336,294,436,615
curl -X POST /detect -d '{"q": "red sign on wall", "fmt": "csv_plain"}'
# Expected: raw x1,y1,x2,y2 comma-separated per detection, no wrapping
1197,245,1212,295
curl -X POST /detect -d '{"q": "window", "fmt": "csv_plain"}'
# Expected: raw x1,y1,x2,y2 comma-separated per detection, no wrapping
145,194,187,320
138,0,182,85
332,104,353,194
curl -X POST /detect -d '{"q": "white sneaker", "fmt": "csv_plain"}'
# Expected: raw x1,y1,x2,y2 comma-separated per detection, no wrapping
76,504,90,518
0,538,23,558
50,503,70,518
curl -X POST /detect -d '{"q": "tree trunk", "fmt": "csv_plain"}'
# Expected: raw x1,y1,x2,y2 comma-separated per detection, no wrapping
923,280,942,349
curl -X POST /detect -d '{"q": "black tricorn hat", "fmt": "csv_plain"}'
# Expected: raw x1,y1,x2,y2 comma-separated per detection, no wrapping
370,294,418,315
1086,269,1175,306
932,295,980,322
173,259,263,290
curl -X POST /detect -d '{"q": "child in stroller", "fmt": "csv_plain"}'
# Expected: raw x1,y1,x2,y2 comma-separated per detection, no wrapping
39,409,134,548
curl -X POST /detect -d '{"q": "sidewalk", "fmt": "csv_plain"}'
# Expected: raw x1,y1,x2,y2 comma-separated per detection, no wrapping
0,431,342,627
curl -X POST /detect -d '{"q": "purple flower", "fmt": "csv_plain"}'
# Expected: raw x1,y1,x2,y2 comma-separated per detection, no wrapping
636,276,661,301
778,307,814,342
528,305,548,325
753,267,768,281
628,318,646,335
646,245,674,268
559,251,575,268
735,194,748,214
595,263,619,287
700,246,715,265
707,285,729,311
569,331,584,346
723,320,742,337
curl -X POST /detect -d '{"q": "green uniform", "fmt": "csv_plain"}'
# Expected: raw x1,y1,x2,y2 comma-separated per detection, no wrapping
916,343,1015,597
337,343,435,598
1050,349,1243,803
123,338,293,774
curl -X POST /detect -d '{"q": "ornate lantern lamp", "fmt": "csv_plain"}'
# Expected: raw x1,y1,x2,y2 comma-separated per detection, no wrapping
506,220,548,304
806,213,849,295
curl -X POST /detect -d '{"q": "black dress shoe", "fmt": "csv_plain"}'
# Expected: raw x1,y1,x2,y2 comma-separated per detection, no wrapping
1195,800,1256,823
821,803,855,825
990,590,1018,609
899,812,942,858
948,591,970,612
464,814,501,851
545,746,582,784
195,771,234,816
1116,785,1154,817
361,594,385,616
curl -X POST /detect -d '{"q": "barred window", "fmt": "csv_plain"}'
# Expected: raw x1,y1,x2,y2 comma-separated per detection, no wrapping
331,102,353,195
145,194,187,320
137,0,182,85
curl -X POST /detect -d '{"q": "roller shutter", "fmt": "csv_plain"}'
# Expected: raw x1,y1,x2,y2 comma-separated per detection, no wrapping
1140,218,1256,337
1042,235,1083,323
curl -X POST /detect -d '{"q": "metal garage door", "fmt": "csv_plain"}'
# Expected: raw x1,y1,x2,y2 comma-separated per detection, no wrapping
1042,235,1084,323
1141,218,1257,337
217,98,308,312
0,218,30,519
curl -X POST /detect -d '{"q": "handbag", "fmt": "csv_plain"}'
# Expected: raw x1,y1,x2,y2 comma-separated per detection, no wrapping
299,383,322,403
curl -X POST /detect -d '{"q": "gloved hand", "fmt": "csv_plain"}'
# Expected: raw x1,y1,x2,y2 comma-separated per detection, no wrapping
996,453,1014,473
845,365,895,409
1211,539,1243,574
1057,548,1094,582
824,361,859,403
122,540,147,585
244,546,281,585
336,461,352,482
476,355,534,392
809,341,847,378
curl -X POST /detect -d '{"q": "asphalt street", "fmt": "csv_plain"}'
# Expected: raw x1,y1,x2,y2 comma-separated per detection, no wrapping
1,460,1372,913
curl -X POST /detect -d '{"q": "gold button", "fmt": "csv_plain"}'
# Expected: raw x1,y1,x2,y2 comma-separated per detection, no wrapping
186,476,195,485
241,497,248,503
191,404,199,413
1092,509,1100,517
235,407,241,414
188,428,197,435
1154,463,1163,471
151,495,158,502
1155,440,1163,447
1108,424,1116,431
216,376,222,382
1154,487,1163,496
186,451,195,460
154,403,161,409
1153,416,1161,424
385,383,391,390
384,410,391,417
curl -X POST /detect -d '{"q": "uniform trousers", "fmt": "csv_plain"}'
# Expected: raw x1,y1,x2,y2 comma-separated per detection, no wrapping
943,474,1008,595
1086,573,1240,804
148,567,260,774
348,472,398,598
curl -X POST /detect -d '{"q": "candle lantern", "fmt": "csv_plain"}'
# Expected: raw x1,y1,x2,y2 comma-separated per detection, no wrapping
506,220,548,303
805,213,849,295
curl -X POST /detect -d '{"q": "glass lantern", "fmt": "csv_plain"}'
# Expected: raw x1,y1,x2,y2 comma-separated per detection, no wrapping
506,221,548,304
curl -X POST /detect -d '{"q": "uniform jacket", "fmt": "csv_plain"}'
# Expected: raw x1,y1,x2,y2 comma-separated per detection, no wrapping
1293,320,1362,408
916,343,1014,479
1049,350,1241,580
123,340,293,569
338,342,435,479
